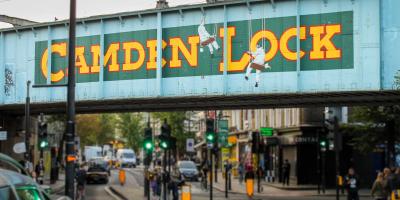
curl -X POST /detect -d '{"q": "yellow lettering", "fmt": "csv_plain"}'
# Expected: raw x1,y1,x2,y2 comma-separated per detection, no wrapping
219,27,250,72
309,24,341,60
250,30,279,62
279,27,306,61
169,36,200,68
104,43,120,72
40,42,66,82
122,41,146,71
146,40,167,70
75,46,90,74
90,45,100,73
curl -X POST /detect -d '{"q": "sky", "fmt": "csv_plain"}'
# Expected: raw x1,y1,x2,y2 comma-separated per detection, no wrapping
0,0,205,28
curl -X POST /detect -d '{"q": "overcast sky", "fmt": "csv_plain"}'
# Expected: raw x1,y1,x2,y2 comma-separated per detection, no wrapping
0,0,204,28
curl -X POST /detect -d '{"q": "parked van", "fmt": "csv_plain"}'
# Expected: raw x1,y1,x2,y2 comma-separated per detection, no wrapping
116,149,137,168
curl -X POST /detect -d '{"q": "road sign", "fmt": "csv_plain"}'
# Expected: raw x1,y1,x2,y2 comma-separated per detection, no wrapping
186,138,195,152
13,142,26,154
0,131,7,141
260,127,273,137
218,120,228,147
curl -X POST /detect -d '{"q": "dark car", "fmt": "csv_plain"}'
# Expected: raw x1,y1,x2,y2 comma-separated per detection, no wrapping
86,165,109,184
176,161,199,181
89,157,111,176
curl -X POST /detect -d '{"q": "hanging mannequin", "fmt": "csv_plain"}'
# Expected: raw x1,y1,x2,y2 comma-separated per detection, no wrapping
244,17,271,87
198,17,220,54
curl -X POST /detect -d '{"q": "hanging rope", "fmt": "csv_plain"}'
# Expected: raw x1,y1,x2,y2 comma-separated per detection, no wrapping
248,11,252,52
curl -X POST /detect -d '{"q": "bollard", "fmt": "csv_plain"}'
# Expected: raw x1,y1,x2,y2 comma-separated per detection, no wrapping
119,168,126,186
181,184,191,200
246,178,254,198
392,190,400,200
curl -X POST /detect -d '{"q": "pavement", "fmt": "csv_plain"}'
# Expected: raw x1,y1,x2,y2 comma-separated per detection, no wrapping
108,166,374,200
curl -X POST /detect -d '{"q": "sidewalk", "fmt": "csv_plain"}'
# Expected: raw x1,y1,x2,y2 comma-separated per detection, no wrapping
211,172,372,197
42,172,65,195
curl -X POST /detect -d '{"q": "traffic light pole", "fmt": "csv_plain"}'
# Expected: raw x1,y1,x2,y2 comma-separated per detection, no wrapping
163,150,167,200
209,149,213,200
333,117,340,200
65,0,76,198
25,81,31,163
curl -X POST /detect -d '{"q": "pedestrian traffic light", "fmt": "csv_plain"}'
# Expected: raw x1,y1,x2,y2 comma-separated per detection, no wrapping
159,119,171,150
143,125,154,152
38,122,49,149
320,138,327,152
251,131,259,153
206,118,215,143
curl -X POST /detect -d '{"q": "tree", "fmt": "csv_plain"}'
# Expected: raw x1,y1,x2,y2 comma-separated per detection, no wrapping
152,112,193,156
116,113,144,152
76,114,116,147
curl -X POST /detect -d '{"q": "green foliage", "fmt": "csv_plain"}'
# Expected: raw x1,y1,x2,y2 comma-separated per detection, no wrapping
343,106,400,156
152,112,193,154
116,113,144,152
76,114,116,147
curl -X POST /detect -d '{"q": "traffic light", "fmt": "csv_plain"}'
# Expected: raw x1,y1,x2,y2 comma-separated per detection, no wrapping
38,122,49,150
159,120,171,150
205,118,215,144
319,138,327,152
143,126,154,152
251,131,259,153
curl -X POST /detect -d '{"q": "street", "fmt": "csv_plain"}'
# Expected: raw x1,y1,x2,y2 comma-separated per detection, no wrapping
82,167,373,200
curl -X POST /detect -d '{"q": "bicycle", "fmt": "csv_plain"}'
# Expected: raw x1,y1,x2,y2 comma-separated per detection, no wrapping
200,170,208,191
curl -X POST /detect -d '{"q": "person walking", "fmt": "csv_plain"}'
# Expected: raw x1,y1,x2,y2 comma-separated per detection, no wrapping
238,161,245,185
371,172,387,200
282,159,291,186
384,167,396,199
75,164,87,200
345,168,360,200
35,159,45,185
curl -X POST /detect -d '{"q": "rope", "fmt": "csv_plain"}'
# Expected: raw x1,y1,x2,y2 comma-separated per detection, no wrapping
248,11,252,52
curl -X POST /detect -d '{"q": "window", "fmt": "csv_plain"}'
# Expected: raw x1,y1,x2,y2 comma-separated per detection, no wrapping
16,186,43,200
0,186,17,200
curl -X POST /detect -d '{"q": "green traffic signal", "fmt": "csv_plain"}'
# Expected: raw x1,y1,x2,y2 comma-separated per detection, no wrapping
206,132,215,142
144,141,153,151
39,140,48,149
160,140,168,149
320,140,327,147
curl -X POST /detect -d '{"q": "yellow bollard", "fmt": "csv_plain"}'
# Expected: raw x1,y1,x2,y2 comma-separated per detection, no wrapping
392,190,400,200
119,169,126,186
246,178,254,197
337,175,343,186
181,184,191,200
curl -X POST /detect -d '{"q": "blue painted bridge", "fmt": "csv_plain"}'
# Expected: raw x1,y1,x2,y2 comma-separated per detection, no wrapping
0,0,399,114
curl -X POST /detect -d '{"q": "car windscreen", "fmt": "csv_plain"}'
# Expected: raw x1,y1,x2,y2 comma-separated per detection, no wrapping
0,186,17,200
88,166,106,172
179,162,196,169
15,186,43,200
122,153,135,158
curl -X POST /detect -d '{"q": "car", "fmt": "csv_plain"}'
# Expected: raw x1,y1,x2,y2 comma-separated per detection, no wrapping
86,164,109,184
0,168,71,200
88,157,111,176
176,161,199,181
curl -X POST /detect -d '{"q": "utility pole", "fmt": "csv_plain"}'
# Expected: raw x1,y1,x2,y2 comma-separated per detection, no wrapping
65,0,76,198
209,149,213,200
25,80,31,163
333,116,340,200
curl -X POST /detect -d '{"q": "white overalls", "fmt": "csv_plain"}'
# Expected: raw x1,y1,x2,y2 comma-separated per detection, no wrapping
198,22,219,54
245,46,270,86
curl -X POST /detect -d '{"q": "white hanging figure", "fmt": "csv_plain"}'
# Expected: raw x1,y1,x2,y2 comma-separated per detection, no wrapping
198,19,219,54
245,44,271,87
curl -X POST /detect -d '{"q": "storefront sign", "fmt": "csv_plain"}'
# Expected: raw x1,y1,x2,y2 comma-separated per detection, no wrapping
260,127,274,137
218,120,228,147
294,136,318,144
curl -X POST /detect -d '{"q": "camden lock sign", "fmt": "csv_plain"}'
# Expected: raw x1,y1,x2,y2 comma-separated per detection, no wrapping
35,11,353,84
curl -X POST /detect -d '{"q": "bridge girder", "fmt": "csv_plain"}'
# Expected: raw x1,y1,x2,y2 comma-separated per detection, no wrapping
0,15,36,27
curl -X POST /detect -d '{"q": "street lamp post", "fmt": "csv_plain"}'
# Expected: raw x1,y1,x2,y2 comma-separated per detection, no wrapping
65,0,77,198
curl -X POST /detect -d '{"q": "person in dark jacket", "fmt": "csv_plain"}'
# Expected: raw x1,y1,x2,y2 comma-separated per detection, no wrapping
35,159,45,185
282,160,291,186
345,168,360,200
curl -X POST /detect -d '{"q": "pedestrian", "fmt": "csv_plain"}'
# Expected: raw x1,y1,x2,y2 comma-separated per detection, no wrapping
75,164,87,200
282,159,291,186
383,167,396,199
345,168,360,200
371,172,387,200
35,159,45,185
238,160,245,184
